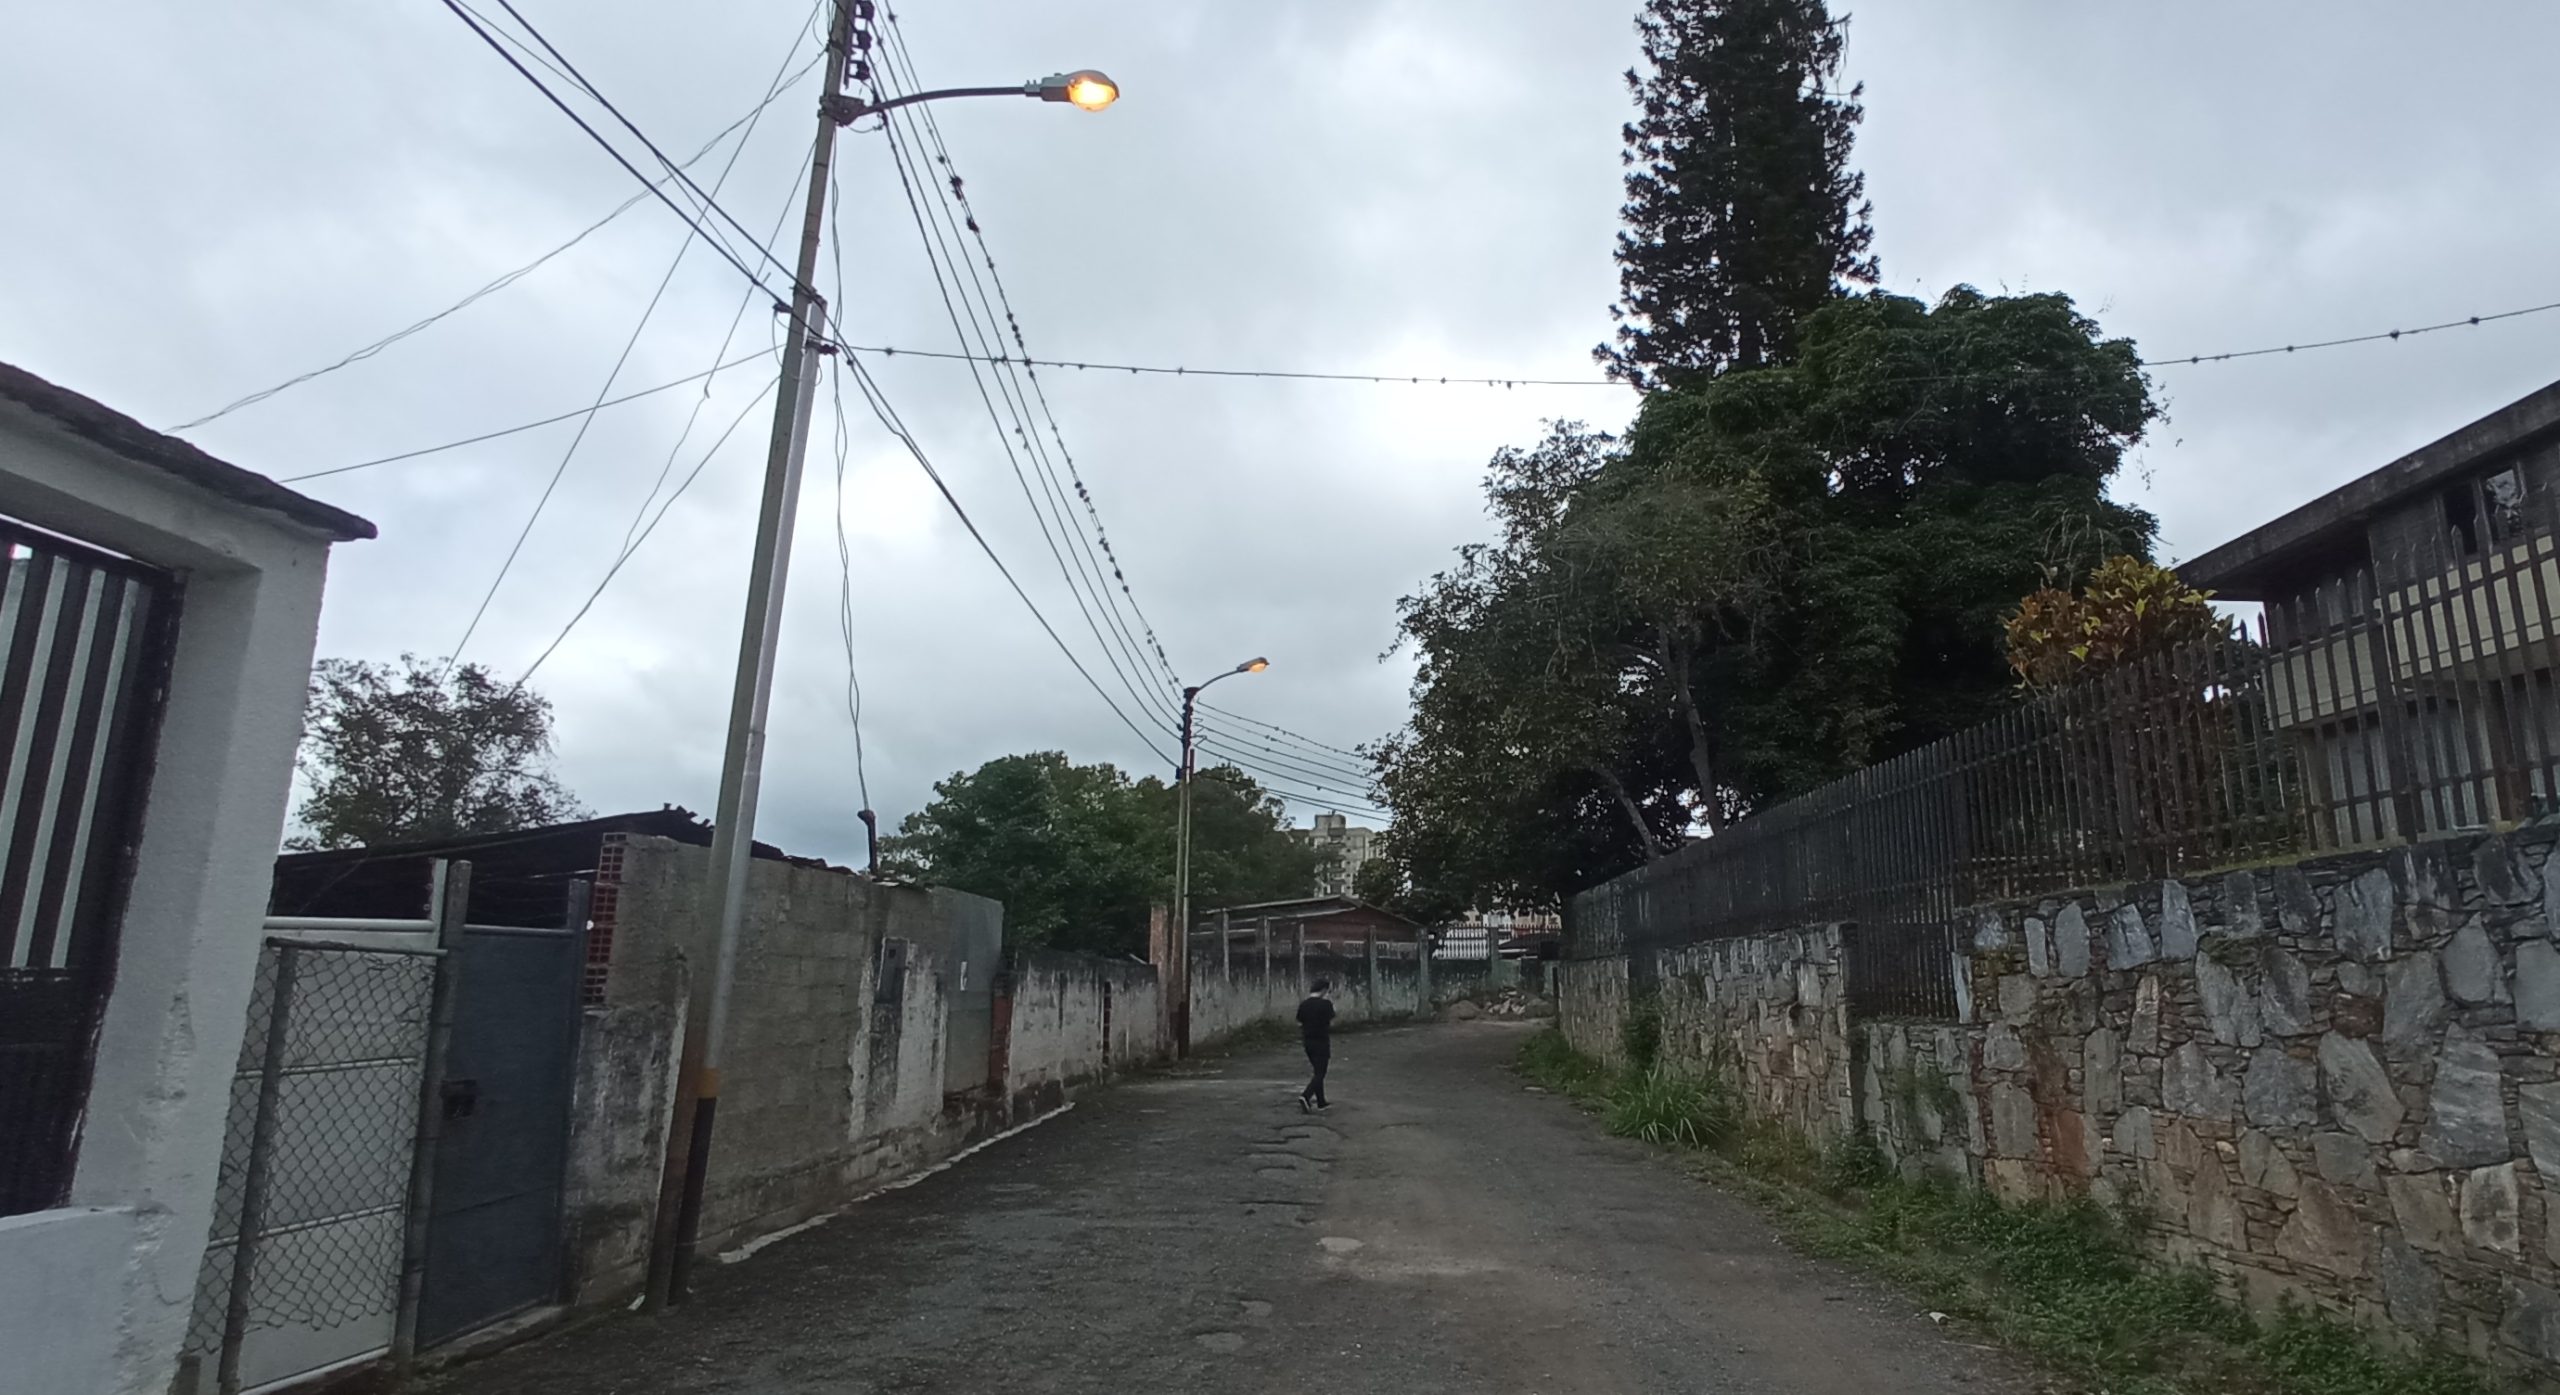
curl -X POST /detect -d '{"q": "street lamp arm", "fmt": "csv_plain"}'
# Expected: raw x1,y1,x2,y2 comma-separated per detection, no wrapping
826,84,1034,125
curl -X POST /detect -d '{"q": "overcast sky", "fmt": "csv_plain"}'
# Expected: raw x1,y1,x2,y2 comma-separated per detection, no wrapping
7,2,2560,866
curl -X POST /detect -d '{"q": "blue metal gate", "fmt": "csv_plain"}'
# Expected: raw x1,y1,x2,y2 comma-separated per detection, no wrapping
417,922,583,1345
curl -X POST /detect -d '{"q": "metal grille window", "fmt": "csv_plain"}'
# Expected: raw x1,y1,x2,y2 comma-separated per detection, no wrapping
0,520,176,1216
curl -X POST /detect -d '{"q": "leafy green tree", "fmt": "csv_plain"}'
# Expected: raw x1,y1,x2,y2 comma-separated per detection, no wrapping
1601,0,1879,387
880,753,1320,956
291,654,585,850
1382,288,2160,907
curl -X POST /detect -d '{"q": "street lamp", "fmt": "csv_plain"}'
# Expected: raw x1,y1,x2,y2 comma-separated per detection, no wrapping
826,69,1120,125
1172,658,1267,1054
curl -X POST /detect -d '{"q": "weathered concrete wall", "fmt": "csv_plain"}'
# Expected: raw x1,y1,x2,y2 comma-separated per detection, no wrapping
1560,828,2560,1379
1188,938,1434,1047
1004,951,1167,1110
567,838,1003,1283
562,841,1161,1306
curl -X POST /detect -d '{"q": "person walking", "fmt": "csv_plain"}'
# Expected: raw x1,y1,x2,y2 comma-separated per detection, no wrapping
1296,978,1336,1112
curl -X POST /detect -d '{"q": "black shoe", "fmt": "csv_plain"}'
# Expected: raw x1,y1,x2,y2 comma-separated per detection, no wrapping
1297,1095,1311,1114
1315,1100,1331,1112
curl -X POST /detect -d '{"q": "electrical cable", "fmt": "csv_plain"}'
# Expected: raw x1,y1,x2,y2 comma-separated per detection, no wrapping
1197,701,1370,762
277,350,774,483
486,0,817,301
436,0,788,303
872,12,1185,698
843,354,1173,764
514,369,781,685
837,294,2560,389
870,69,1183,737
446,13,824,668
169,56,821,434
826,168,872,813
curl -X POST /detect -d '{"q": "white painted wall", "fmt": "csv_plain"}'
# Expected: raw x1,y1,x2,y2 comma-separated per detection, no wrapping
0,399,352,1395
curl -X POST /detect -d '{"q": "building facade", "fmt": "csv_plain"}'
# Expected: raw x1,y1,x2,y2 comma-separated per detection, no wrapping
2181,378,2560,848
1296,812,1379,898
0,363,370,1394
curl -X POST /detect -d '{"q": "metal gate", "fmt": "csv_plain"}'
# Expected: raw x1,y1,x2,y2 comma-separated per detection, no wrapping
0,521,177,1216
417,913,583,1345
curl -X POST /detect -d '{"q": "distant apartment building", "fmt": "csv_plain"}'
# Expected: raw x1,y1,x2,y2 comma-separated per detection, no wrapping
1296,812,1379,897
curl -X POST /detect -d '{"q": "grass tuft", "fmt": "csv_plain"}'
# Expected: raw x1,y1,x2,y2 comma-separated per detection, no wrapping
1513,1028,2500,1395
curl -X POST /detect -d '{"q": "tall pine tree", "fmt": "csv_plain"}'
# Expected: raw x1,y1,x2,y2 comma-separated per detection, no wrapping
1598,0,1880,389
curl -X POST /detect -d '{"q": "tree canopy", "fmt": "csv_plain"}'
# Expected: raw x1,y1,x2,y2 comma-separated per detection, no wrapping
291,654,585,850
1378,288,2161,909
1600,0,1878,388
879,752,1324,957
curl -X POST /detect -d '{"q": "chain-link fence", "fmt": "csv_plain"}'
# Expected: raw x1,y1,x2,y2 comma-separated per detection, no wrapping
183,937,441,1394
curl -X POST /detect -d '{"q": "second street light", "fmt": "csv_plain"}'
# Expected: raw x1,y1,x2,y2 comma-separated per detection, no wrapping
1172,657,1266,1054
668,1,1119,1303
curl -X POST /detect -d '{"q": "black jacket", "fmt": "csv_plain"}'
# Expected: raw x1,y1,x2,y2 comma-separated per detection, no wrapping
1296,994,1335,1044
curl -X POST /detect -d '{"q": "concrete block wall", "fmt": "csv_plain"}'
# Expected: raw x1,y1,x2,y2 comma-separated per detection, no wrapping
565,838,999,1291
1188,945,1439,1048
1005,950,1168,1109
1555,827,2560,1380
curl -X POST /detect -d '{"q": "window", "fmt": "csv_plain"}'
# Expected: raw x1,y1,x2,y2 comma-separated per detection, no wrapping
2442,463,2535,561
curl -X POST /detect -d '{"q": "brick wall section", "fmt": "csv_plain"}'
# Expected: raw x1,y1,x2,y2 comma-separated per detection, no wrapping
1556,828,2560,1379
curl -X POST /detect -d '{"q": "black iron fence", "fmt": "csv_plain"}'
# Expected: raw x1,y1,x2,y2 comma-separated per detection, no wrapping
0,520,177,1217
1570,530,2560,1021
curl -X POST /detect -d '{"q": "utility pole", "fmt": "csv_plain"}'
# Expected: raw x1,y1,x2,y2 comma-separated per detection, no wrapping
666,0,859,1300
1171,658,1267,1055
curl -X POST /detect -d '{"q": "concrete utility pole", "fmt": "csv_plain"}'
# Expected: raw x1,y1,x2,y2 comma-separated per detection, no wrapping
667,0,858,1300
662,12,1120,1298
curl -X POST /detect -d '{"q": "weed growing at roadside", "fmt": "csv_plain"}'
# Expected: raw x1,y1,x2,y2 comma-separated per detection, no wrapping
1604,1067,1739,1150
1512,1029,2498,1395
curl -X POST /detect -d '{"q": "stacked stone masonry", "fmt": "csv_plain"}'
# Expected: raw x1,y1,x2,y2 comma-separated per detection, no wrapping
1559,828,2560,1379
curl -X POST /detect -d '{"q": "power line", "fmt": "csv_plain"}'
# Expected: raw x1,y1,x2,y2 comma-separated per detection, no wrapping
168,58,821,434
485,0,817,302
2145,299,2560,366
1195,729,1376,788
867,45,1184,740
1197,701,1371,762
448,15,824,668
515,369,781,685
277,350,774,483
836,293,2560,389
826,167,872,813
843,342,1627,389
873,11,1185,698
843,355,1173,764
436,0,789,303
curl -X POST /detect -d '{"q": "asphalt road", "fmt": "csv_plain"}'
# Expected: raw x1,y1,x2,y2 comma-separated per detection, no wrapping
442,1021,2033,1394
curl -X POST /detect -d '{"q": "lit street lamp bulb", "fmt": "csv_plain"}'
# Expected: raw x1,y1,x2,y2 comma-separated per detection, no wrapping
1063,70,1118,111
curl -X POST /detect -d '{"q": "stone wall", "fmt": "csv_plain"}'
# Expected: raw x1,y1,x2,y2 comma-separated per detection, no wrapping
1556,828,2560,1377
1556,955,1630,1069
1658,928,1853,1142
1947,832,2560,1373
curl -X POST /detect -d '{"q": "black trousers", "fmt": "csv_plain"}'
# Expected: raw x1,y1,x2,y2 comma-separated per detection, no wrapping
1302,1039,1330,1105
